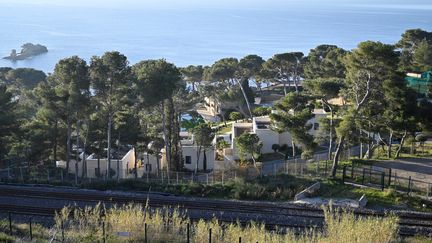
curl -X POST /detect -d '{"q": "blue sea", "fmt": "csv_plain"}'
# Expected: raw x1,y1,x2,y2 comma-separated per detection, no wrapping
0,1,431,73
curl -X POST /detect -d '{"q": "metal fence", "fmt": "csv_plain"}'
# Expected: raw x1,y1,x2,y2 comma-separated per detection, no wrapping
2,210,252,243
221,146,432,198
0,166,65,184
253,147,357,179
130,170,230,185
50,216,269,243
0,211,56,242
0,146,430,199
0,147,355,185
0,165,234,186
340,164,432,198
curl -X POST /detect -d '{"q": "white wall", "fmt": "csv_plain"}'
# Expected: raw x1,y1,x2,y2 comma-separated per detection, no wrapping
182,146,215,171
255,129,281,154
306,114,325,137
278,131,293,147
136,152,160,177
230,123,253,158
121,149,135,178
204,97,220,117
227,113,326,159
67,148,136,179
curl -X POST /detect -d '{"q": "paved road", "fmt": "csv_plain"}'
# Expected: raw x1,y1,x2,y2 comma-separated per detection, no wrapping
375,158,432,175
374,157,432,183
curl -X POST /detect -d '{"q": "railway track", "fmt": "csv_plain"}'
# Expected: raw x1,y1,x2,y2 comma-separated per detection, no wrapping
0,185,430,237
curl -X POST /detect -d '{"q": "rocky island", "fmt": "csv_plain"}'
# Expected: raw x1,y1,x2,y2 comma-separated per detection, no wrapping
3,43,48,61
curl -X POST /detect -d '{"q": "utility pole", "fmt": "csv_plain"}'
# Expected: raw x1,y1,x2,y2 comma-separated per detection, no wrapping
75,120,81,185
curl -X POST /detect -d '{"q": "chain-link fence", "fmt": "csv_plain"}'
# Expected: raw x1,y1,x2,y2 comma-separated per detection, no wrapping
0,166,66,184
1,146,430,199
0,166,231,186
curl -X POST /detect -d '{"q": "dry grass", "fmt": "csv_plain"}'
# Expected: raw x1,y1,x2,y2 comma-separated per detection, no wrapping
321,206,399,243
51,203,403,243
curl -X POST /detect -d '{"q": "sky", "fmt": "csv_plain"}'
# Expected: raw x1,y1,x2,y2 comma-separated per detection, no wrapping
1,0,432,10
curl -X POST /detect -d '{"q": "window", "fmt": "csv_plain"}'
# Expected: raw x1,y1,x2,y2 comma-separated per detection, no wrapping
145,164,152,172
314,123,319,130
185,156,192,164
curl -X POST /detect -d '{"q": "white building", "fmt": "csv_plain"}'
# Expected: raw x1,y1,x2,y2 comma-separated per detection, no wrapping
60,147,165,179
139,152,161,176
182,141,215,172
161,132,215,172
196,97,222,122
225,109,326,160
62,131,218,178
64,148,136,179
196,96,247,122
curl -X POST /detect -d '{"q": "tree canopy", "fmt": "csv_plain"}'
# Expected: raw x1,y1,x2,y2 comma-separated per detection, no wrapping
397,29,432,72
263,52,304,94
270,93,315,158
235,133,262,165
2,68,46,89
304,45,347,79
0,85,18,160
0,28,431,182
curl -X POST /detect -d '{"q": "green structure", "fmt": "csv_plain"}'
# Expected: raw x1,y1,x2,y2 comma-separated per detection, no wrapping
405,70,432,95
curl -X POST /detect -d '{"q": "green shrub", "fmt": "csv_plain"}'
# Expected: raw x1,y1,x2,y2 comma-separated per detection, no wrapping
252,106,271,116
230,178,266,199
271,144,280,153
229,111,243,121
0,232,14,242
